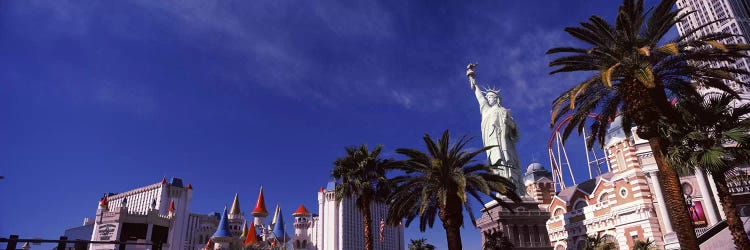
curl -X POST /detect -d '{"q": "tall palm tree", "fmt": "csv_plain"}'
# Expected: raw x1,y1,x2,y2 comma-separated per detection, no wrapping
331,145,393,250
662,93,750,248
385,130,522,250
547,0,749,248
408,238,436,250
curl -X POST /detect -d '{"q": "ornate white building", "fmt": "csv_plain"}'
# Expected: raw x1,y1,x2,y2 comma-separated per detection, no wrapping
545,117,750,250
314,182,405,250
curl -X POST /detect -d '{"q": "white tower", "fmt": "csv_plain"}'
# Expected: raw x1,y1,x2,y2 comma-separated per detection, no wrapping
291,205,313,249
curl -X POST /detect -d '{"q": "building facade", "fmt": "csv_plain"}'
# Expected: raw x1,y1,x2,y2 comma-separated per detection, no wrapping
315,182,405,250
675,0,750,87
88,178,190,250
545,117,750,249
477,163,554,250
82,179,405,250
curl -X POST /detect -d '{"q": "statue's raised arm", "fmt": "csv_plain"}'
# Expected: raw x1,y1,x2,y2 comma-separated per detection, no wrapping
467,63,488,108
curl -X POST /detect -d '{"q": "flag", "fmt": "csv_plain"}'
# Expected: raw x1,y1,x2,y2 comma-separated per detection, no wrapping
379,219,385,243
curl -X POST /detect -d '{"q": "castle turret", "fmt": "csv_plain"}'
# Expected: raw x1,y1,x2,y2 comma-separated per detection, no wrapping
211,207,233,250
291,205,312,249
243,222,258,248
227,193,244,236
252,187,269,228
267,206,288,247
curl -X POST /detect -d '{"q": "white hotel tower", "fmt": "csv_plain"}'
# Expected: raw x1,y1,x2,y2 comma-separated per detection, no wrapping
675,0,750,86
315,182,405,250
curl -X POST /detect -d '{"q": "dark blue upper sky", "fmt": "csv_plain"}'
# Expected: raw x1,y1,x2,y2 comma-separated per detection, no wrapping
0,1,672,248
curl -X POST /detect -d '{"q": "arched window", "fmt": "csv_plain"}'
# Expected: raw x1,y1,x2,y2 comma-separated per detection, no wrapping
598,192,609,202
682,183,694,196
553,207,565,216
302,240,307,247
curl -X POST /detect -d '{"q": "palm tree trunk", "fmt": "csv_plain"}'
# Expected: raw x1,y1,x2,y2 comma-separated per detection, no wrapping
443,217,463,250
362,200,374,250
711,174,750,248
650,138,699,249
441,195,463,250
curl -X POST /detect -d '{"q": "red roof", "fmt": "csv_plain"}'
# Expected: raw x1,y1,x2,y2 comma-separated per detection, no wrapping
251,187,268,216
99,195,108,207
161,177,167,185
187,183,193,189
293,204,311,216
243,222,258,246
168,200,176,212
318,187,324,192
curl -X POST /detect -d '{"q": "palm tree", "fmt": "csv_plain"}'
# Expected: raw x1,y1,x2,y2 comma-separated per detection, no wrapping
408,238,436,250
662,93,750,248
331,145,393,250
583,234,616,250
632,238,656,250
385,130,522,250
547,0,749,248
482,230,513,250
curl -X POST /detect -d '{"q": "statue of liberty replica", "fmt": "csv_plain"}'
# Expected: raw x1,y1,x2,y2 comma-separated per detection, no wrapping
466,64,524,196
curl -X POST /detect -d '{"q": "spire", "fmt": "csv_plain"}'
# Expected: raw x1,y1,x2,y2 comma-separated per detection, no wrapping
240,220,247,238
269,206,288,243
243,221,258,247
230,193,241,215
251,187,268,217
271,204,281,225
212,206,232,238
187,183,193,190
292,205,310,216
319,187,324,192
168,200,176,214
161,177,167,185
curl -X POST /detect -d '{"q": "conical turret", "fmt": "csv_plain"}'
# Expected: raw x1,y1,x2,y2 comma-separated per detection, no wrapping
211,207,233,250
98,194,109,211
168,200,176,216
252,187,268,217
239,220,247,238
268,206,288,244
243,222,258,247
229,193,242,221
271,204,281,226
230,193,241,215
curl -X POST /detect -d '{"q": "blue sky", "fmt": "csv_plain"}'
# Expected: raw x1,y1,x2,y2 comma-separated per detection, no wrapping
0,1,673,249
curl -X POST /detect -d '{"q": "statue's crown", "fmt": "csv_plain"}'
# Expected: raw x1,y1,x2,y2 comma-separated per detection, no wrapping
483,86,501,96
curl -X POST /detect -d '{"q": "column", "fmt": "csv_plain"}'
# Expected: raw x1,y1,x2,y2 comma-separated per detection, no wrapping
648,172,673,233
695,169,720,225
506,224,514,245
146,224,154,242
707,173,727,220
